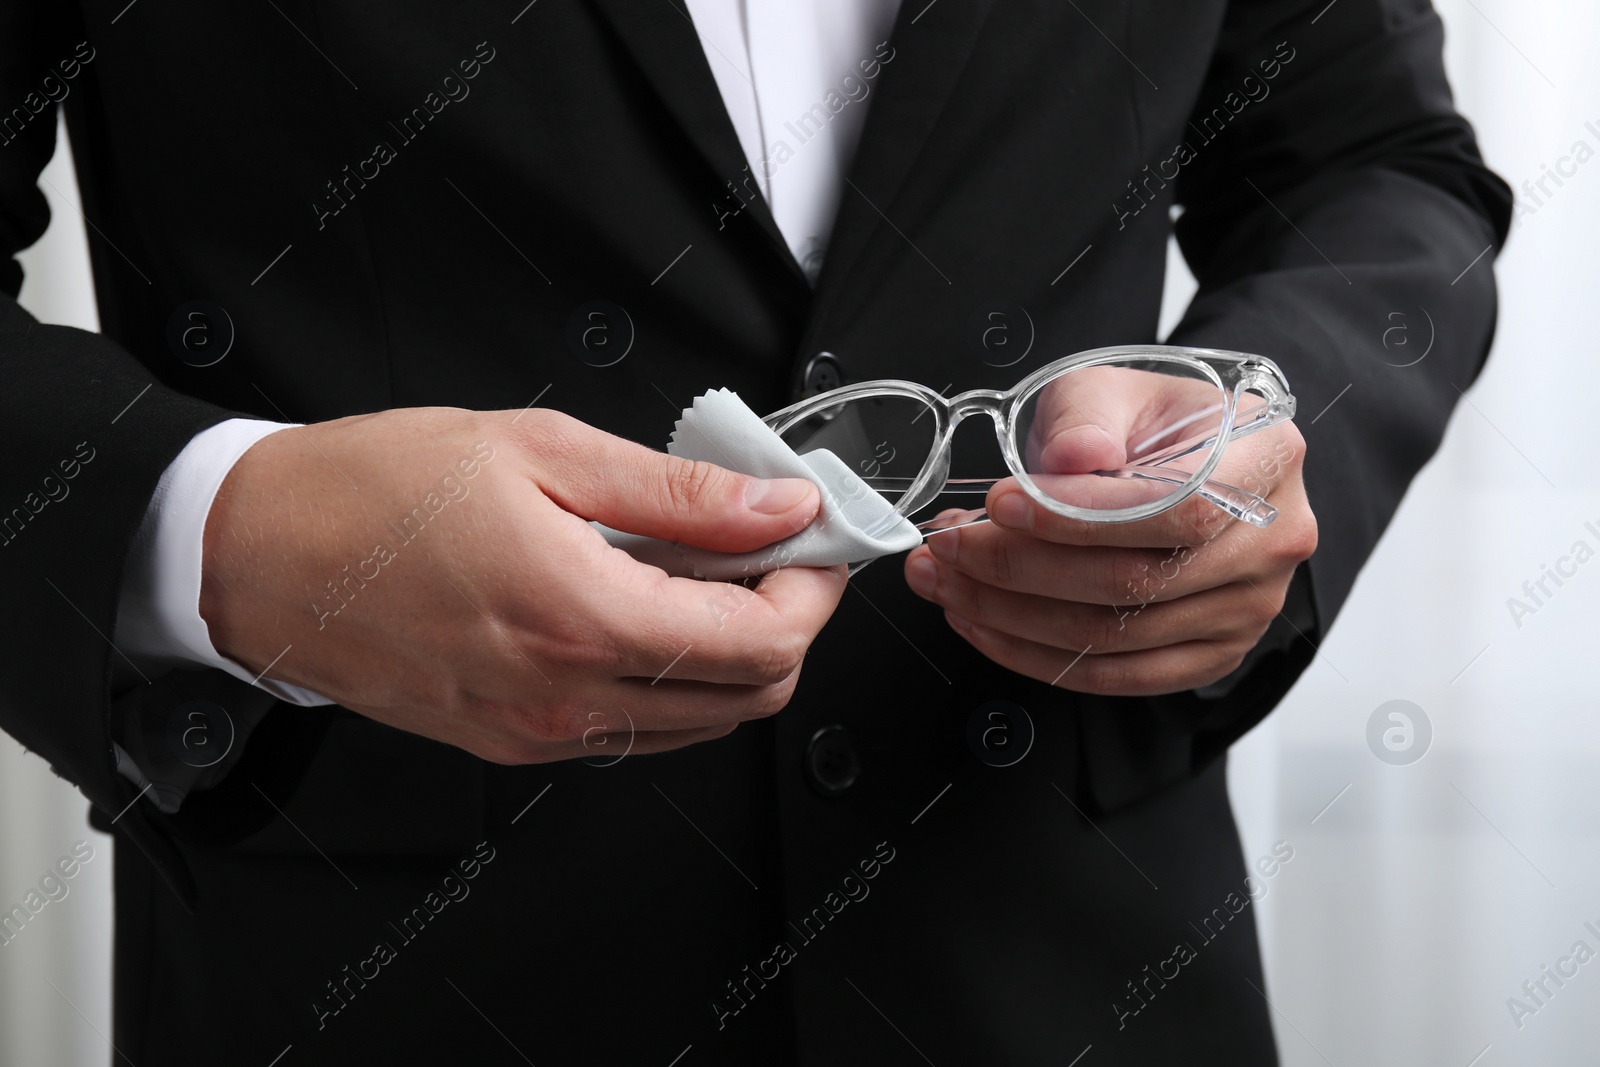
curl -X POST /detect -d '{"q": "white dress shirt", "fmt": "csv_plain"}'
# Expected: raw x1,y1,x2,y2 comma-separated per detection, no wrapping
688,0,900,280
112,0,901,715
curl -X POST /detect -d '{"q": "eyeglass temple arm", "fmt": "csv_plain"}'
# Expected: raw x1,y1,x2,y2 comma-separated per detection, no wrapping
872,471,1277,530
1117,392,1293,471
1095,467,1277,527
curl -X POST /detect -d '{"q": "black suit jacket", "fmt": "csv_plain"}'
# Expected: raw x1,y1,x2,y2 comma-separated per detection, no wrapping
0,0,1507,1063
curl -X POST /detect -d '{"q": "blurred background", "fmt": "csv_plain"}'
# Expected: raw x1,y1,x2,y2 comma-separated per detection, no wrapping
2,2,1596,1063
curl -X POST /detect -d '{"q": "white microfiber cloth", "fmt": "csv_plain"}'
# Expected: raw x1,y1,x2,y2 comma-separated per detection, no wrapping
597,389,923,579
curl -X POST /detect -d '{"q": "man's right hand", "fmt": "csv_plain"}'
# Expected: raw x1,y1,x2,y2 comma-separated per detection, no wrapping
198,407,846,764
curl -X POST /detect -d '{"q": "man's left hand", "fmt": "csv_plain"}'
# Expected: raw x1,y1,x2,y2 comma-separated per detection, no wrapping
902,398,1317,696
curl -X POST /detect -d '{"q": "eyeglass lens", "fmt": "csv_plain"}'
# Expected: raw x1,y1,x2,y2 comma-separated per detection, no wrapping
775,394,943,514
1014,361,1234,513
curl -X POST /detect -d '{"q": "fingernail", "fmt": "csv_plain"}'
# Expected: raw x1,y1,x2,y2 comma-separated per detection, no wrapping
745,477,815,515
906,554,937,597
928,530,957,562
992,491,1030,529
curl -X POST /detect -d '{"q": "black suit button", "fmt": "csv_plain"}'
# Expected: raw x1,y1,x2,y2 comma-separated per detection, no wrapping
801,352,843,396
805,724,860,796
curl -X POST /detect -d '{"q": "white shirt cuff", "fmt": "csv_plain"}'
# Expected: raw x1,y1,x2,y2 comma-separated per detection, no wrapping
114,418,337,707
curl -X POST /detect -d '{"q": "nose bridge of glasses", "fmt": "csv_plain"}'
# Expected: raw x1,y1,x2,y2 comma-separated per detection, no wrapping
946,388,1008,424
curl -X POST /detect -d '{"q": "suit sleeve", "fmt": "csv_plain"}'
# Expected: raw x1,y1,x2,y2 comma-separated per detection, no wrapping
0,4,243,874
1171,0,1510,619
1078,0,1511,804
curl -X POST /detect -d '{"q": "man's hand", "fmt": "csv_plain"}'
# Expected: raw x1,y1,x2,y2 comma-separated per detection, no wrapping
200,407,846,763
903,375,1317,696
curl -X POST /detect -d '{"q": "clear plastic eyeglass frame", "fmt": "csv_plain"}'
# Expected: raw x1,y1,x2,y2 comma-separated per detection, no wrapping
761,344,1297,550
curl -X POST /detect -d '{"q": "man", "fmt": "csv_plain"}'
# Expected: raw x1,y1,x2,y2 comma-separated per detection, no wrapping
0,0,1507,1063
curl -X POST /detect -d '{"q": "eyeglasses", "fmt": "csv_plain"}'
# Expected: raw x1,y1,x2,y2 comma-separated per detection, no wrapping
762,344,1296,569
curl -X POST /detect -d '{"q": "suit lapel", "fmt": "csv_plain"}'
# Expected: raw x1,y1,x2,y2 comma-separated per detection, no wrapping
806,0,1001,339
587,0,805,282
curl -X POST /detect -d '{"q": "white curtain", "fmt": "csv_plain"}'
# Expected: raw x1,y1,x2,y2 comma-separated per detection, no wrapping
3,2,1598,1061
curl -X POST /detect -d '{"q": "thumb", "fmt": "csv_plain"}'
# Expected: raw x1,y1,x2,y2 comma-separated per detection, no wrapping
525,414,821,553
1026,368,1137,474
